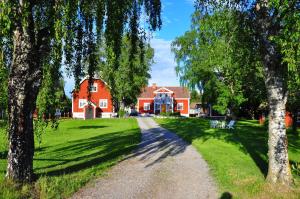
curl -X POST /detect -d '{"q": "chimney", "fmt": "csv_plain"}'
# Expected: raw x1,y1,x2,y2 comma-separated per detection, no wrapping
152,83,157,89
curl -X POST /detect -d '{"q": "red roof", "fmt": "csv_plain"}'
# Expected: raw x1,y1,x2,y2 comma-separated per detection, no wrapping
138,86,190,98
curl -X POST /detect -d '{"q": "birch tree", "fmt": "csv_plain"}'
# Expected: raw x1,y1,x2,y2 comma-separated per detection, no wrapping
0,0,161,183
194,0,300,185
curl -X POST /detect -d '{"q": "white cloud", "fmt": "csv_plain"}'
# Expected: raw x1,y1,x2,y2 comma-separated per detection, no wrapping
149,38,180,86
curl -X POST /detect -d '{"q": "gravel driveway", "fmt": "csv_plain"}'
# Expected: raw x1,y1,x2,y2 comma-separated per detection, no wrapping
71,117,218,199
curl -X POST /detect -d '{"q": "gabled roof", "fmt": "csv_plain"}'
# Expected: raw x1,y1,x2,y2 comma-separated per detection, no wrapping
153,87,174,93
72,76,110,93
138,86,190,98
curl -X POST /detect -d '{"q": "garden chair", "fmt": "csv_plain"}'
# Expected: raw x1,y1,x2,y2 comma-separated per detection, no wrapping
210,120,218,128
226,120,236,129
219,120,226,129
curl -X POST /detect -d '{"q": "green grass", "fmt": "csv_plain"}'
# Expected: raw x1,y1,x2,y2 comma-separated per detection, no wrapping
0,118,141,199
155,118,300,199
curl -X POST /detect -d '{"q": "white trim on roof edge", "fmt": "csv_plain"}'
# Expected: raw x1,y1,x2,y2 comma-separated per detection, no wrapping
78,75,110,89
153,87,174,93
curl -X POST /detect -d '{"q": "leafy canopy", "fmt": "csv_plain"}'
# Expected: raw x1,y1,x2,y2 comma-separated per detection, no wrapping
0,0,161,113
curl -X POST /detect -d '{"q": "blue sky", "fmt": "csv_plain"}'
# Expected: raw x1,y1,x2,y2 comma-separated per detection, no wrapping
149,0,194,87
64,0,195,96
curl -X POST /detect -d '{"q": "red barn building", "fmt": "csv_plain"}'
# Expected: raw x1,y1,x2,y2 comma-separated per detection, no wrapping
138,84,190,117
72,77,114,119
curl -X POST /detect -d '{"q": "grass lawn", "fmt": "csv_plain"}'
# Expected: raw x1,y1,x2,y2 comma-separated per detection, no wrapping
155,118,300,199
0,118,141,199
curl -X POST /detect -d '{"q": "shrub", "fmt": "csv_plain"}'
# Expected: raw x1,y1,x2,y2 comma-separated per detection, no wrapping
118,109,126,118
159,112,181,117
170,112,181,117
0,120,7,155
291,161,300,176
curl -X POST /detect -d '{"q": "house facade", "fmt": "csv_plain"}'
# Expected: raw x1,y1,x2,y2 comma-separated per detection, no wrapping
72,78,114,119
138,84,190,117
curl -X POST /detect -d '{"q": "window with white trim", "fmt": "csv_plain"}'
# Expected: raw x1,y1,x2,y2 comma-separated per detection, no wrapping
99,99,108,108
144,103,150,111
177,103,184,110
89,83,98,92
79,99,87,108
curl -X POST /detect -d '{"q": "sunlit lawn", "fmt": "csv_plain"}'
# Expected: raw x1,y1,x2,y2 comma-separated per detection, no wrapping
0,118,140,199
155,118,300,199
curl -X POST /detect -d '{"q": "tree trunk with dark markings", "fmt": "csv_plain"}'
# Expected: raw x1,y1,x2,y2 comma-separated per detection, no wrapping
264,65,292,185
256,1,293,185
5,1,47,183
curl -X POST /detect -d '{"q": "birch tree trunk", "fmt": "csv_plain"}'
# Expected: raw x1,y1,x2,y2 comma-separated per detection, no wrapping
6,28,38,182
5,1,46,182
256,0,293,185
262,48,293,185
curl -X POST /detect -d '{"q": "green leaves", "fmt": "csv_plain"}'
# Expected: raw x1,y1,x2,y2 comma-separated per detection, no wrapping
100,35,154,107
0,1,12,36
172,9,266,116
0,0,162,115
0,61,8,111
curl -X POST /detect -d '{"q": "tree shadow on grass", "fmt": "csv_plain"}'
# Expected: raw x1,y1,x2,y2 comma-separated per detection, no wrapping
35,124,190,174
158,118,270,177
0,150,7,159
220,192,233,199
34,129,140,177
68,125,107,130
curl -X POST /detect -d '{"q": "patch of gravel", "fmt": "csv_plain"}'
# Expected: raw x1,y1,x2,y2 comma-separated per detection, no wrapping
71,117,218,199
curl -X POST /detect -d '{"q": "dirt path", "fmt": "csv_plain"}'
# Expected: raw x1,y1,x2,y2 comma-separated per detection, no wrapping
72,117,218,199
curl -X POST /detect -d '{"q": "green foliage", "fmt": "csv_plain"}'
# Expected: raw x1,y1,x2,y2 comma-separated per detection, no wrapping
291,161,300,176
268,1,300,73
287,72,300,123
0,120,7,157
118,109,126,118
33,119,48,148
156,118,300,198
0,0,162,113
172,11,258,116
0,118,141,198
100,35,154,107
37,78,70,116
192,0,300,106
263,118,269,130
35,78,70,144
190,90,201,103
0,63,8,113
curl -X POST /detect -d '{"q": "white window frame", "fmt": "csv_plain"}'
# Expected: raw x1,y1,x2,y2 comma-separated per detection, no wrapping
144,103,150,111
99,99,108,108
79,99,87,108
89,83,98,92
177,103,184,110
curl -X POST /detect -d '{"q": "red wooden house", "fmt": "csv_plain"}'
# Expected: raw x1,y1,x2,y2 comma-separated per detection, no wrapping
138,83,190,117
72,77,114,119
